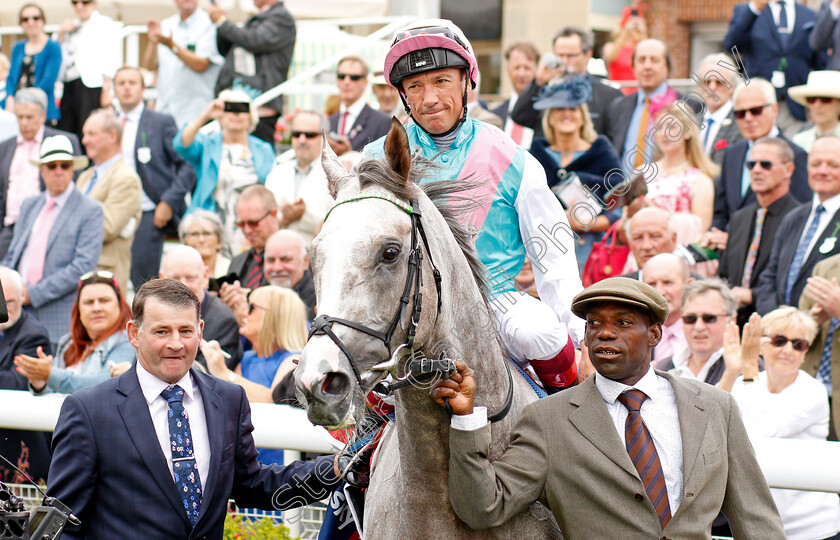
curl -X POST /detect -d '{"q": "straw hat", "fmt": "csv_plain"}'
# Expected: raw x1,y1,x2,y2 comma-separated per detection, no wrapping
29,135,89,170
788,70,840,107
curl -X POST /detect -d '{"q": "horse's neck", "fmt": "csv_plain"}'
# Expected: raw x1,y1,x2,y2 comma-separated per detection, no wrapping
392,296,507,481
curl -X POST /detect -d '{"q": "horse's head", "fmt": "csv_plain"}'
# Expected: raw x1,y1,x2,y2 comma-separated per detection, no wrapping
296,119,440,429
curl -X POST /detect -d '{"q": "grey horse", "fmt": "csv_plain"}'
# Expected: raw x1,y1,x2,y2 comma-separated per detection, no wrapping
295,119,561,538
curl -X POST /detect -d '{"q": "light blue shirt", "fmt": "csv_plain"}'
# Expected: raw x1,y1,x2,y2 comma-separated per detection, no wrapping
622,81,670,174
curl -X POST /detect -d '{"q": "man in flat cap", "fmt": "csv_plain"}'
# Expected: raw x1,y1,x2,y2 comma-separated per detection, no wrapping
431,277,784,539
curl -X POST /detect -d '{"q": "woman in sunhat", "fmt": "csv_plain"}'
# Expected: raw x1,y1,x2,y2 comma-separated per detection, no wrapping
790,70,840,153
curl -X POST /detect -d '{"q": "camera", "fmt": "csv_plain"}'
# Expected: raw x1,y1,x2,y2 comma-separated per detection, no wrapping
540,53,567,72
630,7,639,16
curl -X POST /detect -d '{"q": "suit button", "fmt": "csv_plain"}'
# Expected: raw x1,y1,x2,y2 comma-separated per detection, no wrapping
440,153,449,163
635,493,644,501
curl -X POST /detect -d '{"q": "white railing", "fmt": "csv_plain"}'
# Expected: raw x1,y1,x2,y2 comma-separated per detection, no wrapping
1,388,840,494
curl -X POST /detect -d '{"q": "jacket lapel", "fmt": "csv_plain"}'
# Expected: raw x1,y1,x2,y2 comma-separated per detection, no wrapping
117,365,191,527
11,196,43,266
192,369,224,526
568,377,638,479
731,142,749,209
760,6,785,51
779,207,810,275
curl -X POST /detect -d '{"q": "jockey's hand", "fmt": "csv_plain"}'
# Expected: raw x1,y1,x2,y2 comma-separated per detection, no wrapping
430,361,475,415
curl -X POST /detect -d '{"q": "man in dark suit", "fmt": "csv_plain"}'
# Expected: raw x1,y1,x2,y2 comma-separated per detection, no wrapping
327,56,391,153
225,185,279,289
160,245,243,369
491,41,538,148
0,265,52,483
756,136,840,314
3,135,103,345
111,67,195,288
696,53,743,165
602,39,687,174
0,87,81,259
46,279,339,539
811,0,840,70
431,278,784,539
711,78,810,232
719,137,799,325
510,27,621,140
724,0,823,137
208,0,296,144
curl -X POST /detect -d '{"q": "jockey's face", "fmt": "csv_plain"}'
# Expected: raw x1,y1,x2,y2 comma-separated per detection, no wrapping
402,67,465,135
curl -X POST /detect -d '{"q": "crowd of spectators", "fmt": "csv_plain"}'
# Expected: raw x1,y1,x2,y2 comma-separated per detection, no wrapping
3,0,840,536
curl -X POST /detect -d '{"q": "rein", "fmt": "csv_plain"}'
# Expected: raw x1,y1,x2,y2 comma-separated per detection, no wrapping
309,190,513,423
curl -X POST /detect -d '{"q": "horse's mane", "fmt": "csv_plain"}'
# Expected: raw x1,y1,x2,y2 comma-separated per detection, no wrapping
355,156,491,304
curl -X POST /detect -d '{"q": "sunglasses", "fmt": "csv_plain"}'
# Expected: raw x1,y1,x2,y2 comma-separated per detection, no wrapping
336,73,364,81
71,0,94,5
45,162,73,170
248,303,266,315
734,104,771,119
235,210,273,229
681,313,729,325
20,15,42,22
747,160,774,171
78,270,118,289
806,97,837,105
291,130,320,139
768,334,810,352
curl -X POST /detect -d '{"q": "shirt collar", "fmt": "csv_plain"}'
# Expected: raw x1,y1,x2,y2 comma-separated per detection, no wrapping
136,357,197,405
595,365,660,406
662,318,683,339
638,81,669,104
708,100,733,123
122,102,144,123
814,191,840,215
671,346,723,372
17,125,45,146
94,153,122,179
48,183,75,207
341,98,367,117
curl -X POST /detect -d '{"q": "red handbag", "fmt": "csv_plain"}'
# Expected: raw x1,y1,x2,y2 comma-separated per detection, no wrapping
582,222,630,287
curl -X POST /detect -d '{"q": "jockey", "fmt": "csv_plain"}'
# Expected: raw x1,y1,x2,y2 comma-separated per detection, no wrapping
364,19,584,393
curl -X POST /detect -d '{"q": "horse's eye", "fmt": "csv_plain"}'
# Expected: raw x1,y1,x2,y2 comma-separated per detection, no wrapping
382,246,400,263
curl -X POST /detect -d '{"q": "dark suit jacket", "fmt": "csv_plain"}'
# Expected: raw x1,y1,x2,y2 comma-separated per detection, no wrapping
755,201,840,314
329,103,391,152
448,371,784,539
133,108,194,233
510,75,622,139
724,2,823,121
215,1,295,113
197,292,243,370
718,193,799,321
811,0,840,70
0,127,81,226
707,108,743,165
711,134,810,231
47,365,339,539
0,310,52,483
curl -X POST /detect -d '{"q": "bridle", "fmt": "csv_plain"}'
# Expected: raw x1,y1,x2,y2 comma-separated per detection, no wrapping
308,190,513,423
309,192,442,389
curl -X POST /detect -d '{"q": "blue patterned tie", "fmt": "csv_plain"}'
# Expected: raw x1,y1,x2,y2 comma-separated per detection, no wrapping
786,205,825,304
161,385,202,527
817,319,838,390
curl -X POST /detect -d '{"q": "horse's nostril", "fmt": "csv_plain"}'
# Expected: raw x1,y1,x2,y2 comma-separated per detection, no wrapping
321,372,350,396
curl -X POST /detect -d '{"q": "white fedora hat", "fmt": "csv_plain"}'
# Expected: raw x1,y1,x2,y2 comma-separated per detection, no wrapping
29,135,89,170
789,70,840,107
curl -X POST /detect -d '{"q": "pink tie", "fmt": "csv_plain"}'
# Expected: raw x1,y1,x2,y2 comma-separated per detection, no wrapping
26,199,57,285
339,111,349,136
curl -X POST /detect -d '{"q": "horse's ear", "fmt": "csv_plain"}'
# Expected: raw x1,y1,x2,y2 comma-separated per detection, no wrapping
383,117,411,183
321,131,349,198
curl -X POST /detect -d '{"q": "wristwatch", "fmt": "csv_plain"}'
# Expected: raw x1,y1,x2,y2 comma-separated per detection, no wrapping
228,372,237,383
171,44,181,55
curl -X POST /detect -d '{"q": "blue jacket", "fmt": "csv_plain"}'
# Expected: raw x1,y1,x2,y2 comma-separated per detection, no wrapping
4,39,62,121
173,127,274,214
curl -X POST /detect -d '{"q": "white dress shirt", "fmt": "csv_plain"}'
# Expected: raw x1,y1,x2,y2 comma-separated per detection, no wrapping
136,360,210,491
452,367,684,514
703,101,733,154
338,98,367,137
668,347,724,383
749,0,796,32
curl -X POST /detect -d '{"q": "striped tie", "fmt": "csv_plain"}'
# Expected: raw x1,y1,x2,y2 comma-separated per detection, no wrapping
741,206,767,288
618,389,671,529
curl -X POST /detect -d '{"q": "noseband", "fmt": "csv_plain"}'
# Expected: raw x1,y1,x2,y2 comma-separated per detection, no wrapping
309,192,443,388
